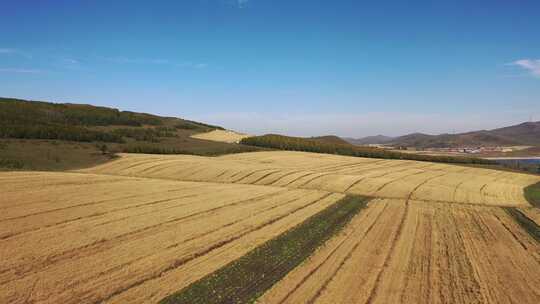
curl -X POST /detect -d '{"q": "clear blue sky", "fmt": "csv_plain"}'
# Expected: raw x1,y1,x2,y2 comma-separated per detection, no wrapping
1,0,539,137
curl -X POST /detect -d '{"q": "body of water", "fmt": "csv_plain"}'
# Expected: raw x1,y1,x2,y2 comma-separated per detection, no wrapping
493,158,540,165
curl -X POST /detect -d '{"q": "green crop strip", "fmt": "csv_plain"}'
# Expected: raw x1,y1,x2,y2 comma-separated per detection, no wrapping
524,182,540,208
504,207,540,242
160,195,370,304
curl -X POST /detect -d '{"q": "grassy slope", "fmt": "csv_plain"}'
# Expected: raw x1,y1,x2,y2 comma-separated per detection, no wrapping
160,195,369,304
524,182,540,208
0,140,116,171
0,97,263,170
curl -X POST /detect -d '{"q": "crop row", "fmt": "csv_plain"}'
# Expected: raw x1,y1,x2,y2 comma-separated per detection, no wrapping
160,195,369,304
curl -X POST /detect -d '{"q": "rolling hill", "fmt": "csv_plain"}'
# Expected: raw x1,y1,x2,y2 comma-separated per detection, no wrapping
344,135,394,145
240,134,494,164
347,121,540,148
2,99,539,304
309,135,352,145
0,97,261,170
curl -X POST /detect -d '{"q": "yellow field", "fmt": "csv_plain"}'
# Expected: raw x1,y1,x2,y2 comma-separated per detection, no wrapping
0,172,342,303
190,129,249,143
85,152,539,206
2,151,539,303
260,199,540,304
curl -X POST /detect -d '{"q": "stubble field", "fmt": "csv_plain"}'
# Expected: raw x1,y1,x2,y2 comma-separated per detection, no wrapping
1,151,539,303
190,129,249,143
85,151,538,206
260,199,540,304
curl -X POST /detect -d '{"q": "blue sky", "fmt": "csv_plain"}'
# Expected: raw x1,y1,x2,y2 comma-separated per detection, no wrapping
1,0,539,137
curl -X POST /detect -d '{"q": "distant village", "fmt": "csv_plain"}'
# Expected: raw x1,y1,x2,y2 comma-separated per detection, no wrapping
367,144,530,155
420,146,528,154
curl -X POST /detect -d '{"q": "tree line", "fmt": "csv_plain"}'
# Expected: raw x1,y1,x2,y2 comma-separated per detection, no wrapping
240,134,496,165
0,97,225,144
0,97,163,127
0,124,124,143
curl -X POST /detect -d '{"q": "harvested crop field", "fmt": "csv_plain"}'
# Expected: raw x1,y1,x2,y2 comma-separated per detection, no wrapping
2,151,540,303
0,171,343,303
190,129,249,143
84,151,540,206
259,199,540,304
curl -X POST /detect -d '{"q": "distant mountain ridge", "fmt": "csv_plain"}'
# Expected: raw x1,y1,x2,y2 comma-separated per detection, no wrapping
346,121,540,148
345,135,394,145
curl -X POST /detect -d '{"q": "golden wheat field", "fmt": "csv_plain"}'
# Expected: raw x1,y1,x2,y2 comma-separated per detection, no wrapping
190,129,249,143
85,151,539,206
1,151,540,303
260,199,540,304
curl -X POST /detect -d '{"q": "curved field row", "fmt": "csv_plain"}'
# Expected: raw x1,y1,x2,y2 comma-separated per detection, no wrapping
0,172,343,304
259,199,540,304
83,152,540,206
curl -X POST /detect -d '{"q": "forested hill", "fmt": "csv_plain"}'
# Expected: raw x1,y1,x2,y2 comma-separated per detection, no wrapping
347,122,540,148
0,97,223,142
241,134,494,165
0,97,261,171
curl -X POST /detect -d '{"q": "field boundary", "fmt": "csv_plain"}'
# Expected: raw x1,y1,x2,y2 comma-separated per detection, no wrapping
504,207,540,242
241,134,495,165
159,195,370,304
524,182,540,208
